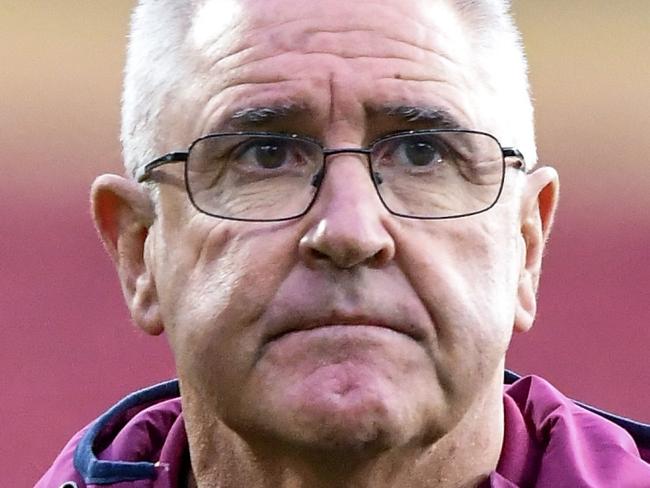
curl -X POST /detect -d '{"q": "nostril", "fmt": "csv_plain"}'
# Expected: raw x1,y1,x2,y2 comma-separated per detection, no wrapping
369,245,393,268
307,247,330,262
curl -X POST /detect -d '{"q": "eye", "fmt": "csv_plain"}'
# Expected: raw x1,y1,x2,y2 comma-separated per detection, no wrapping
236,139,291,169
398,138,444,167
374,134,449,170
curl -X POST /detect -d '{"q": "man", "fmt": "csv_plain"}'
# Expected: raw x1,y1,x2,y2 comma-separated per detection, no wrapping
38,0,650,486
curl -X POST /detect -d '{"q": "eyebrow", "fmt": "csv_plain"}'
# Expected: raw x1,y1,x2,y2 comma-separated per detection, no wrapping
375,104,465,130
225,102,310,130
219,102,464,133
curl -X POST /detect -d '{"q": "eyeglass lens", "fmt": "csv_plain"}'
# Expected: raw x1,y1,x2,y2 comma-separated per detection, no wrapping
185,132,505,220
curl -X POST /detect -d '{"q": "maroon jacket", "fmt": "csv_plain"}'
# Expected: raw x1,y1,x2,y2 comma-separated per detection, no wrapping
37,372,650,487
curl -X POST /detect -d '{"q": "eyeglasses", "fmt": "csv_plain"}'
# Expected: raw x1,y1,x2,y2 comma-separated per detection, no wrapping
136,130,526,222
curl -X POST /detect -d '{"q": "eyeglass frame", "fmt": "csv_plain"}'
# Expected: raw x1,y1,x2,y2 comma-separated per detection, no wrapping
136,129,527,222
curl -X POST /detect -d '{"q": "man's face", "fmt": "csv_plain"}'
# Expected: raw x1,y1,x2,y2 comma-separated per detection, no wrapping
148,0,531,451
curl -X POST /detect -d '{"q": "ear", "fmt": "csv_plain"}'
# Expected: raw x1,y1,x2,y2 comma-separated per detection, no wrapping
514,167,559,333
91,174,164,335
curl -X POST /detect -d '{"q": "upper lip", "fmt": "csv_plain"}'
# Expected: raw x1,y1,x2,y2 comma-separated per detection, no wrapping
263,310,425,344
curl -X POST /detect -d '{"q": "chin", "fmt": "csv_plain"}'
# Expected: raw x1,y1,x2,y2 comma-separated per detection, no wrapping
228,333,447,454
260,410,410,457
236,381,437,457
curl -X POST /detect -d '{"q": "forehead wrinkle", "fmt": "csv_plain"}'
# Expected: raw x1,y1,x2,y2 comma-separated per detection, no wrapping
326,73,338,129
297,30,459,67
238,0,463,48
196,67,474,137
205,52,463,113
212,25,459,76
199,49,438,113
188,2,474,96
196,0,466,72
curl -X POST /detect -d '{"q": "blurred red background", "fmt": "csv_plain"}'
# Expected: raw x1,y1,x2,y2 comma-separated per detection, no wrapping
1,2,649,486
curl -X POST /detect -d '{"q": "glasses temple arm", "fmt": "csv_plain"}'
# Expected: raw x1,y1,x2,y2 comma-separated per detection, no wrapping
502,147,526,172
136,152,189,183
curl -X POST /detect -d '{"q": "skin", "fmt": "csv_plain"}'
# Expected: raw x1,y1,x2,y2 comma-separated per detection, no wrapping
92,0,559,486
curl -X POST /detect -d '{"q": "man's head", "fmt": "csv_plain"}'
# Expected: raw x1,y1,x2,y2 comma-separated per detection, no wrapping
92,0,558,481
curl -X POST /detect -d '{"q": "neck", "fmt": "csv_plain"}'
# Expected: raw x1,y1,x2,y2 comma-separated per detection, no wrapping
185,379,504,488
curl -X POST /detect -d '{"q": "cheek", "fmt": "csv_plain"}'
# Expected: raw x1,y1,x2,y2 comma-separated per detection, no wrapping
397,216,520,388
154,220,299,394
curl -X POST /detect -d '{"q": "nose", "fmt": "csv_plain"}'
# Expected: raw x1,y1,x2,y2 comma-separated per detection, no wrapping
299,155,396,269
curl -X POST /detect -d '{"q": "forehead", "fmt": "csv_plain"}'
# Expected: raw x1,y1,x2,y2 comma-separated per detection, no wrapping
176,0,487,141
191,0,465,51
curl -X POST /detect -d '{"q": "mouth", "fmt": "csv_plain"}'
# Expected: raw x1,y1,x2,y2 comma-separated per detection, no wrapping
264,314,424,345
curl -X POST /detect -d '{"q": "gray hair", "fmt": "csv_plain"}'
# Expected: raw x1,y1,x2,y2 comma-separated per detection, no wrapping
451,0,537,166
121,0,193,179
121,0,536,179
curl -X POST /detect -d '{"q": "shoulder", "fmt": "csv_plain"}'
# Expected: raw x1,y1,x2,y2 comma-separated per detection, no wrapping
505,370,650,451
500,371,650,486
36,380,184,488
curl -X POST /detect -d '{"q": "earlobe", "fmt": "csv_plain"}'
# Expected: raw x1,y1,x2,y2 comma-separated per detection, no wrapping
514,167,559,333
91,174,164,336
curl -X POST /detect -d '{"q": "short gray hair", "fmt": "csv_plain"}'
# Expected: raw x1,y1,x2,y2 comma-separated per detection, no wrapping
450,0,537,165
121,0,536,178
121,0,193,178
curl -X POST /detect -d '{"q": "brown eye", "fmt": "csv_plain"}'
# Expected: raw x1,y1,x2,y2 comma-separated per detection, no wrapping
374,134,447,170
252,141,288,169
403,140,442,167
231,138,293,170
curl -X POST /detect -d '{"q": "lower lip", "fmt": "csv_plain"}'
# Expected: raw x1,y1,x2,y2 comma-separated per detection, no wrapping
269,324,413,343
258,325,422,363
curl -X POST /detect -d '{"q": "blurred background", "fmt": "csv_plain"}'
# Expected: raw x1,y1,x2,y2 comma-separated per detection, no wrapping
1,1,648,485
